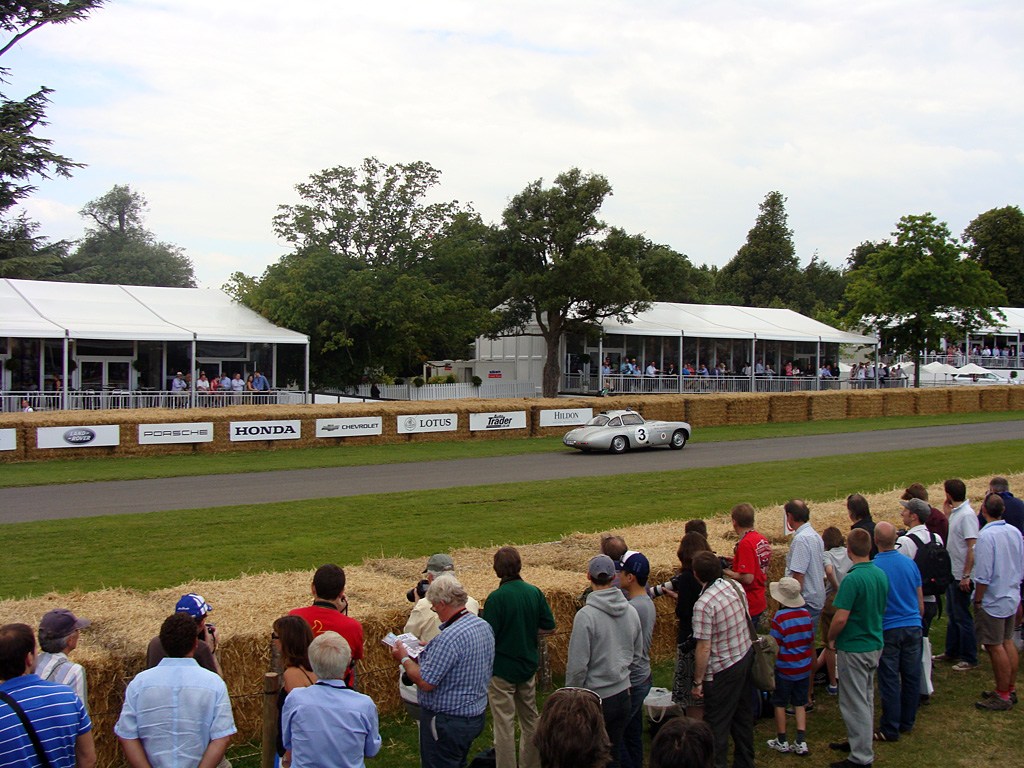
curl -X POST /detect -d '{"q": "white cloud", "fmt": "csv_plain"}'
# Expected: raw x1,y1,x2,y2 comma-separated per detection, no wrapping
8,0,1023,287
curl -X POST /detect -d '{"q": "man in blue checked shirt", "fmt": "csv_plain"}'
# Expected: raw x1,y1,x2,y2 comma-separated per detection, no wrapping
392,574,495,768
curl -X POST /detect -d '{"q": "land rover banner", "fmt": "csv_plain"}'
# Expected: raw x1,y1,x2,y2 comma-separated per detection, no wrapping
37,425,121,449
229,420,302,442
396,413,458,434
0,428,15,451
468,411,527,431
538,408,593,428
139,422,215,445
316,417,383,438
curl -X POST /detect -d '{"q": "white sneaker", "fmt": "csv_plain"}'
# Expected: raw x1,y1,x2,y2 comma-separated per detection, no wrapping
766,738,789,753
791,741,809,756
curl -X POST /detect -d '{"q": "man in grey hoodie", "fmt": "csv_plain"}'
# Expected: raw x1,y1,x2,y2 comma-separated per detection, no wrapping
566,554,642,768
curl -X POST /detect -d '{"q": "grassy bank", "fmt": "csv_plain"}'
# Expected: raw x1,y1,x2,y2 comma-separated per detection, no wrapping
4,439,1022,598
1,409,1021,488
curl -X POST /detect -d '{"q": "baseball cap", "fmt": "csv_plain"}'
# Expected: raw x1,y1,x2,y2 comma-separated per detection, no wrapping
423,554,455,574
588,554,616,581
38,609,90,639
899,498,932,522
620,551,650,581
769,577,805,608
175,593,212,618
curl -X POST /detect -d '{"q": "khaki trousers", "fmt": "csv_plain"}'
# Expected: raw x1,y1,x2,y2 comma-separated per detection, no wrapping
487,674,541,768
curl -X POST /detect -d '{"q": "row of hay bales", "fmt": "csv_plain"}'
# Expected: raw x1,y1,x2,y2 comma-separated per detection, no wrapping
3,473,1015,768
2,386,1022,463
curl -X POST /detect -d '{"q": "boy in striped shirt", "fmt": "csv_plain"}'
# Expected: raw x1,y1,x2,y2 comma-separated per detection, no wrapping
767,577,814,756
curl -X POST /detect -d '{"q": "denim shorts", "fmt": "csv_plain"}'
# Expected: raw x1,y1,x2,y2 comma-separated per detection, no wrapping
771,673,810,708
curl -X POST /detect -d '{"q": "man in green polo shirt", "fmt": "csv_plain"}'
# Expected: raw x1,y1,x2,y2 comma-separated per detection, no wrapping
827,527,888,768
482,546,556,768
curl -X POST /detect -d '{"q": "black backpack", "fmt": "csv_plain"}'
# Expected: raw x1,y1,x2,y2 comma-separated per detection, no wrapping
907,532,953,596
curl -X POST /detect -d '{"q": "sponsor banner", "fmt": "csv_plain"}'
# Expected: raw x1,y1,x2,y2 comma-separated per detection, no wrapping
538,408,593,428
469,411,527,431
316,416,383,438
230,420,302,442
37,425,120,450
396,413,458,434
139,422,215,445
487,370,502,378
0,428,15,452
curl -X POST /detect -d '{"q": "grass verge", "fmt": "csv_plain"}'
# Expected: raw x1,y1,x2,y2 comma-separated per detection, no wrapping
4,439,1022,598
0,409,1021,489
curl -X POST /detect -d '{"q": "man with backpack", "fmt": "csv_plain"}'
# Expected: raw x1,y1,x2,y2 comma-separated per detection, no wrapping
897,499,951,636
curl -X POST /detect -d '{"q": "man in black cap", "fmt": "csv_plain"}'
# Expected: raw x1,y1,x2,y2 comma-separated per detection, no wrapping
35,609,90,711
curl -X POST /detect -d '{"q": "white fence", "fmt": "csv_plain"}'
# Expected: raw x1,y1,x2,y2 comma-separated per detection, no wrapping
318,382,540,402
561,373,909,395
2,389,307,413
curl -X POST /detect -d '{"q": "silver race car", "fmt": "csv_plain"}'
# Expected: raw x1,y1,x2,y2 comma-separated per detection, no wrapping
562,409,691,454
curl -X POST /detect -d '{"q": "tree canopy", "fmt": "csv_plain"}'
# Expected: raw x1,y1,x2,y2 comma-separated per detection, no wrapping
962,205,1024,306
844,212,1006,385
490,168,649,397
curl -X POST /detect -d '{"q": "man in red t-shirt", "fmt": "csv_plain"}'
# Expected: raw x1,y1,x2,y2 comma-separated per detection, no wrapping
723,503,772,625
289,564,364,687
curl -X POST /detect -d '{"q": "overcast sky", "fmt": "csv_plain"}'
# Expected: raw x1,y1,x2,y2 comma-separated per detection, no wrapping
9,0,1023,288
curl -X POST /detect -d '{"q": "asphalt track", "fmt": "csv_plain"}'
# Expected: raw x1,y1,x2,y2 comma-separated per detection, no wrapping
2,420,1021,525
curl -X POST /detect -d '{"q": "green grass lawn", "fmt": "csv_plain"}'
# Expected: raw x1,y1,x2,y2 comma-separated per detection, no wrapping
0,409,1020,489
224,615,1021,768
4,439,1022,598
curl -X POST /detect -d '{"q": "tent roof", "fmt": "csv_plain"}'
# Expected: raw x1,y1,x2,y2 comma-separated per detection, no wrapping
0,279,308,345
972,308,1024,336
593,302,876,344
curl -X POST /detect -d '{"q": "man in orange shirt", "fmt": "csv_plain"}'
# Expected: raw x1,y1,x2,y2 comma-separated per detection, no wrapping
290,564,364,687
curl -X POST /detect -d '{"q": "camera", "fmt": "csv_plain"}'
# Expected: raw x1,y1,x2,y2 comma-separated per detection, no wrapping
407,579,429,603
199,622,215,640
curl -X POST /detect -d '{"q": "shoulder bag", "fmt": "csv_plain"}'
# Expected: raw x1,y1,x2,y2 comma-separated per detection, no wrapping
726,579,778,692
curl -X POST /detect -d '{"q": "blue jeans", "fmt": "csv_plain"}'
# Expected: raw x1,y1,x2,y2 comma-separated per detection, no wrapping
420,709,486,768
601,689,631,768
620,678,651,768
943,583,978,665
877,625,922,738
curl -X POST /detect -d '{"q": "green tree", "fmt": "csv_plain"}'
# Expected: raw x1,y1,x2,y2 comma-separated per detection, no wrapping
243,159,491,386
0,1,105,272
844,213,1006,386
792,253,848,317
60,184,195,286
609,230,712,303
962,205,1024,306
490,169,650,397
716,191,801,308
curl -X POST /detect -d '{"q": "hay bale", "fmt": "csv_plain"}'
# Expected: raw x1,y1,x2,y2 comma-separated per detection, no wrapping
881,389,915,417
1009,386,1024,411
808,391,848,421
726,394,769,426
913,388,949,415
846,390,885,419
768,393,809,423
684,395,730,427
948,387,981,413
979,387,1009,412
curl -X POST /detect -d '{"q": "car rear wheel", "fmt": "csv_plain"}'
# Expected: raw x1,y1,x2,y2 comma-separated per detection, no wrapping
669,429,688,449
609,435,628,454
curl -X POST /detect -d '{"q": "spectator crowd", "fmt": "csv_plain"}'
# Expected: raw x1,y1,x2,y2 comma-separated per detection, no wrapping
2,477,1023,768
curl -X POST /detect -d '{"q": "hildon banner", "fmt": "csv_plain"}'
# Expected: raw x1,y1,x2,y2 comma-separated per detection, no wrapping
229,420,302,442
538,408,593,428
396,413,458,434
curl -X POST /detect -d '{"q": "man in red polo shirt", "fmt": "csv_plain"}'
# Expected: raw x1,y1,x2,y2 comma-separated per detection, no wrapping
290,564,364,687
724,503,772,626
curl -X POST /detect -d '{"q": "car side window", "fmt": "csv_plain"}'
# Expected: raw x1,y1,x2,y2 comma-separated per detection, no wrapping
608,416,622,427
621,414,643,426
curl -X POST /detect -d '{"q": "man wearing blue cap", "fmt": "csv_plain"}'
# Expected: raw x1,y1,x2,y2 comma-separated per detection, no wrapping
146,594,222,676
618,551,655,768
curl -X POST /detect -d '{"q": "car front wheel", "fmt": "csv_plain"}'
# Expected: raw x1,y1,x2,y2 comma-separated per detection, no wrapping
670,430,688,450
609,435,628,454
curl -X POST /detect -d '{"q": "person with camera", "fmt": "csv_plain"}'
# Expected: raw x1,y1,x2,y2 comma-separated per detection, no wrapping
290,564,364,689
147,593,222,677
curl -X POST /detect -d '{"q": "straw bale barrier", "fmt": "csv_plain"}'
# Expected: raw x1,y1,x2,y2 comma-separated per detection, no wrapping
767,393,809,423
882,389,915,417
912,388,949,415
1,388,1020,464
808,390,848,421
726,394,769,426
846,390,885,419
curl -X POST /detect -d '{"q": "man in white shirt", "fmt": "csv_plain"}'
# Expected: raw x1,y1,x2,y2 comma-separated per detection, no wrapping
896,499,943,636
933,479,980,670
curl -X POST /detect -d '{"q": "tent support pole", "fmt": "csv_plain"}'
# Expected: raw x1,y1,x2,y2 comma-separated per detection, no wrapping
272,345,278,389
62,332,69,410
816,339,821,391
304,342,310,404
598,333,603,394
874,343,880,389
190,336,197,409
750,338,756,393
678,335,683,393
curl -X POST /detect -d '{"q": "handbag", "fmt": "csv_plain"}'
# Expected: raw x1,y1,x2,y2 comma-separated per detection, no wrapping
726,579,778,692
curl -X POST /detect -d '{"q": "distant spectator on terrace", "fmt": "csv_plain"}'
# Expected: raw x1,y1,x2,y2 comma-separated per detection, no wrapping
170,372,186,392
196,372,210,392
245,374,255,391
666,363,677,376
646,362,658,376
219,373,231,392
21,399,32,412
230,373,245,394
252,370,270,391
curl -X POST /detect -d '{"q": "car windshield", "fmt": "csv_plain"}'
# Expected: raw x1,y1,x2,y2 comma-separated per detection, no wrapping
586,415,610,427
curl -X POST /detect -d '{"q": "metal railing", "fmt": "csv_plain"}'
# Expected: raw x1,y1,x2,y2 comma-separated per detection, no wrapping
1,389,307,413
561,374,909,395
320,382,541,401
908,353,1023,370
